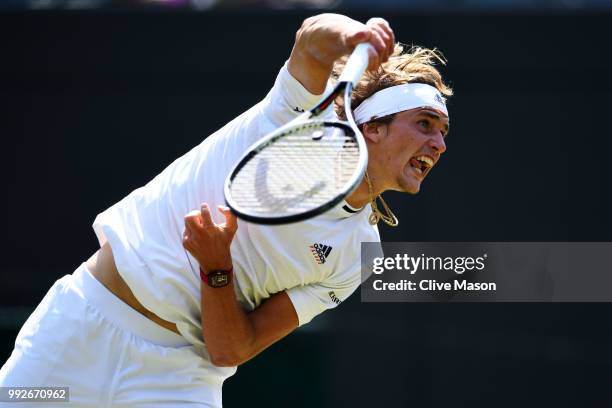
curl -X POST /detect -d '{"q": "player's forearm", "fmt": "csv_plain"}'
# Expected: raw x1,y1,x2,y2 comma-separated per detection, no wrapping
287,14,392,95
200,280,256,367
288,14,364,94
288,15,336,94
182,203,251,366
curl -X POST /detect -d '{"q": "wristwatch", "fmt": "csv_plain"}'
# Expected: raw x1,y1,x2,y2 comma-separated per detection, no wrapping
200,267,233,288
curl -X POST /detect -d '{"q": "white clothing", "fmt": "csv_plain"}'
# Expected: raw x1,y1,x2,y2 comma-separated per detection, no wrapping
1,62,383,408
0,264,222,408
92,62,380,355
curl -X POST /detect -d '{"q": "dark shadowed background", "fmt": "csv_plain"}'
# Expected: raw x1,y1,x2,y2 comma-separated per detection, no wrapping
1,7,611,407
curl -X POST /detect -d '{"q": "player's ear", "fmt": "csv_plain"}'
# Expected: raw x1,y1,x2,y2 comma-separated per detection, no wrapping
361,121,387,143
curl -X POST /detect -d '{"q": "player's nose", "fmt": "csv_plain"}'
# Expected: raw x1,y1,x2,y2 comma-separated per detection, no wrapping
429,132,446,154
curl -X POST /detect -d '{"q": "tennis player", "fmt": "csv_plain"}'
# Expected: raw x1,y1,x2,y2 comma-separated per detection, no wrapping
0,13,451,407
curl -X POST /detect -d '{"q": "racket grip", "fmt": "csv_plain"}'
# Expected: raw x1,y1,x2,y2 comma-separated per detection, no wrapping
337,42,373,86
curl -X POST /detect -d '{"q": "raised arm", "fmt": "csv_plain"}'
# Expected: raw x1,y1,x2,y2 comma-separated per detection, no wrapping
288,13,395,94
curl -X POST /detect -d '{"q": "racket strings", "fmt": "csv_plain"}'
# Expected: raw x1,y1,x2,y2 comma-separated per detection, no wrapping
229,124,360,216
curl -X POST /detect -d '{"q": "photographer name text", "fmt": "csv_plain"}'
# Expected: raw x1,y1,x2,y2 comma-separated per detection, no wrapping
371,254,497,292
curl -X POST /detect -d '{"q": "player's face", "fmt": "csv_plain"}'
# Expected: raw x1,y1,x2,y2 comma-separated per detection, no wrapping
373,108,449,194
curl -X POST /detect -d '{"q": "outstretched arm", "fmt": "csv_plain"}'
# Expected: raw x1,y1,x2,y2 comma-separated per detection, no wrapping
288,14,395,94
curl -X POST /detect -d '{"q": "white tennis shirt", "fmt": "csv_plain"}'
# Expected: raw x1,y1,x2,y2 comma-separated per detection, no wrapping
93,63,380,354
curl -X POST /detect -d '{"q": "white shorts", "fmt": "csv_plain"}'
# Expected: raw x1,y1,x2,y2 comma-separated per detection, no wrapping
0,264,228,407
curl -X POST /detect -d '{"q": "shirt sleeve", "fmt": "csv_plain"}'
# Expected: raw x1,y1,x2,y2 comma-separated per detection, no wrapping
260,61,335,127
285,259,362,326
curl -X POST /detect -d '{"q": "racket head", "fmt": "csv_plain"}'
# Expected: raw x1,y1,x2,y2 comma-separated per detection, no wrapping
224,117,367,224
225,42,373,225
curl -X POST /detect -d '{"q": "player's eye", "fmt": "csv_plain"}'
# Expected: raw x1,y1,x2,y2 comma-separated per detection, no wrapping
418,119,430,131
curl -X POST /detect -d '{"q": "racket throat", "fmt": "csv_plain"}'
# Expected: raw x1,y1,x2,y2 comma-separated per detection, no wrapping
312,82,349,116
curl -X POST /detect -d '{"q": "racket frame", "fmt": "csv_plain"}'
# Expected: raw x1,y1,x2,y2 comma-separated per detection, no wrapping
224,44,372,224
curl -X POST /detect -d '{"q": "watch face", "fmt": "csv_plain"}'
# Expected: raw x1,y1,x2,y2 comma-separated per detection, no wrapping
209,272,230,288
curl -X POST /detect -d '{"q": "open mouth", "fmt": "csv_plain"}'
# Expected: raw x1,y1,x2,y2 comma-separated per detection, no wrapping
409,155,434,176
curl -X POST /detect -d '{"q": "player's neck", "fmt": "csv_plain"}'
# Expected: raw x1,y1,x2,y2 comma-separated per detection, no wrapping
346,177,383,208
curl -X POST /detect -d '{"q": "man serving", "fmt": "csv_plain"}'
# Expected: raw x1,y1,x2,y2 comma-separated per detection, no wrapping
1,13,451,407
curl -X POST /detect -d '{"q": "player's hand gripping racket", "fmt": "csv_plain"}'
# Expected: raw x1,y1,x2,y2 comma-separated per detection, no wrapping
224,43,372,225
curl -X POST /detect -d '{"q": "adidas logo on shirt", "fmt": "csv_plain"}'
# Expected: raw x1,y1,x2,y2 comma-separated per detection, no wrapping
310,243,332,264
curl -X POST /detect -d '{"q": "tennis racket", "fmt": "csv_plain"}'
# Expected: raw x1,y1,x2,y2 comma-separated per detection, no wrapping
224,42,372,225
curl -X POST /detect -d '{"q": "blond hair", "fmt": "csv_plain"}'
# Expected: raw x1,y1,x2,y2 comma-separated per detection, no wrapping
332,44,453,121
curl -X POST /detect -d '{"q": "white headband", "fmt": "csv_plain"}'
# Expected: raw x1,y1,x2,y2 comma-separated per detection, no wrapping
353,83,448,125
